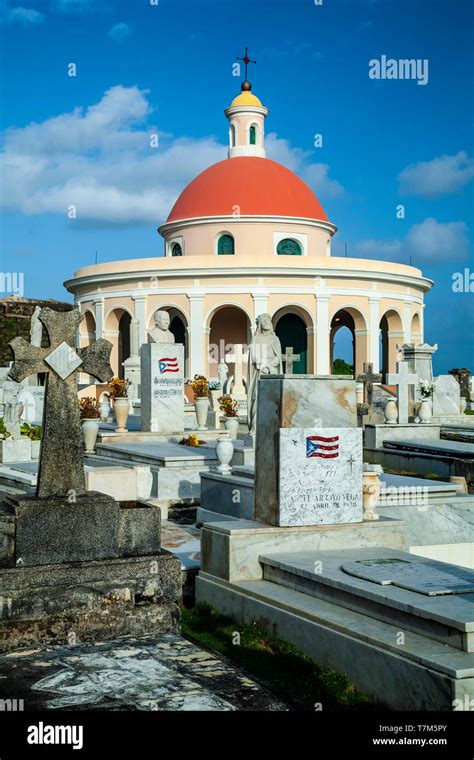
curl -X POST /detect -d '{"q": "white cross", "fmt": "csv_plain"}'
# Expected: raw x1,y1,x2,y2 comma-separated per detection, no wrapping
387,361,418,424
225,344,248,396
282,346,301,375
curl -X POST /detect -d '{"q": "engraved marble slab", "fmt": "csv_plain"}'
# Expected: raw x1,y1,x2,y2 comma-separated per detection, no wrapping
141,343,184,433
278,427,363,527
342,557,474,596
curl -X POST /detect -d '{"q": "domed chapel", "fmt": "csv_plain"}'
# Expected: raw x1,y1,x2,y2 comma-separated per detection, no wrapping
65,75,432,384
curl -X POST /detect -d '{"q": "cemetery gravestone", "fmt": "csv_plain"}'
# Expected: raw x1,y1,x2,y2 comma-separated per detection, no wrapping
432,375,461,416
278,427,363,526
141,342,184,433
387,362,418,425
342,556,474,596
282,346,301,375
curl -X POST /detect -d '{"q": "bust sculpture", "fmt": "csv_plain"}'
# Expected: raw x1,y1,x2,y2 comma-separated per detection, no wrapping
247,313,282,433
147,310,175,344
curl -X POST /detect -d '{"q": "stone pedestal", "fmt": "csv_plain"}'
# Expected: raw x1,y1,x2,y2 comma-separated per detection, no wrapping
140,343,184,433
398,343,437,401
0,492,162,568
255,376,357,527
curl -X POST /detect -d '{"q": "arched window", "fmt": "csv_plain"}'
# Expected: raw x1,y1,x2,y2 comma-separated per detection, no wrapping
230,124,236,147
217,234,235,255
171,242,183,257
277,238,302,256
249,125,256,145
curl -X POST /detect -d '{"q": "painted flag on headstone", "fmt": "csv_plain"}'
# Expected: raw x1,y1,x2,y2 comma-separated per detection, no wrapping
306,434,340,459
159,357,179,374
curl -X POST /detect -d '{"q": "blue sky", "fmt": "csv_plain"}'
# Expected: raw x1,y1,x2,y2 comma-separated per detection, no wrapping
0,0,473,372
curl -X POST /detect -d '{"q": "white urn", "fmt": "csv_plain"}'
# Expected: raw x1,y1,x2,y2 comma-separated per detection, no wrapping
418,398,432,423
215,434,234,474
113,397,129,433
362,464,382,521
224,416,239,439
195,396,210,430
460,397,467,414
384,398,398,424
82,418,100,454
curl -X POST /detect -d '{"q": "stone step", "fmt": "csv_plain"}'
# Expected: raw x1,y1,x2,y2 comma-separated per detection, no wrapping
196,571,474,709
259,548,474,652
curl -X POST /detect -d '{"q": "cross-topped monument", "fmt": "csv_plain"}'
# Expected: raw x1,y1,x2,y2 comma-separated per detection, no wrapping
8,307,113,499
387,361,418,425
357,362,382,416
237,46,256,80
282,346,301,375
225,343,248,397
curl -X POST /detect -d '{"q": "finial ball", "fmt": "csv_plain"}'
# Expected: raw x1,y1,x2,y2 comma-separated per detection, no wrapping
241,80,252,91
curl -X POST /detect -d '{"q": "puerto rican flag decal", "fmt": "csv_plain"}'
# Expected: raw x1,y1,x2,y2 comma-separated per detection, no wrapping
306,434,339,459
159,357,179,374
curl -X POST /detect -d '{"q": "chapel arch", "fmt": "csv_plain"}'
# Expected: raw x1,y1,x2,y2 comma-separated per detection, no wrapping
330,307,368,375
273,305,313,374
207,304,251,380
380,308,404,379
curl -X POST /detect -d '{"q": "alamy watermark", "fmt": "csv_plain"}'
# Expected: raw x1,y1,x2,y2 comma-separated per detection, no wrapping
369,55,429,86
0,272,24,297
452,268,474,293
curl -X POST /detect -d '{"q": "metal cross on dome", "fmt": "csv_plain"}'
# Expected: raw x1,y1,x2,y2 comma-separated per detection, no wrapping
8,307,113,499
237,47,256,80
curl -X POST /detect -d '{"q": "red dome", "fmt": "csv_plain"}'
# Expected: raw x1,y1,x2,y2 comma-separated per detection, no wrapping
166,157,328,223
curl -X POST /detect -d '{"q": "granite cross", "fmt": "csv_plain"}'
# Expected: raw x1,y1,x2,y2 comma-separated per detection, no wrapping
225,343,248,396
387,361,418,425
357,362,382,414
8,307,113,499
282,346,301,375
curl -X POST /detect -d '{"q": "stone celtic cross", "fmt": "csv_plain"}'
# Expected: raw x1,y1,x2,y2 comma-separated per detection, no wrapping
8,307,113,499
357,362,382,414
387,361,418,425
282,346,301,375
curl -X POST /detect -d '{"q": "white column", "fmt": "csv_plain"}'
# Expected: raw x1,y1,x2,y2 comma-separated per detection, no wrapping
404,302,412,344
132,296,147,347
94,298,104,339
315,295,330,374
368,297,380,373
188,292,205,376
252,290,269,322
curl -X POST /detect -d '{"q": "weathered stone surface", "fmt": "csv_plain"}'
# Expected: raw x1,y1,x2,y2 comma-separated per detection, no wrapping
118,502,161,557
2,492,121,567
0,552,182,651
8,307,113,499
342,556,474,596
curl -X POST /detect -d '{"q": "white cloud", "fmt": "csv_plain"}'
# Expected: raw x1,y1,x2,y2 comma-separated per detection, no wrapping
266,133,345,198
2,6,45,24
0,86,344,225
398,151,474,197
51,0,96,13
354,217,469,262
108,22,133,43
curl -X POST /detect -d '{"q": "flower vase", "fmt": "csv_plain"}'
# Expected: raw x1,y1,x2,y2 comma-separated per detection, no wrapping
224,416,239,439
113,397,129,433
362,466,382,521
195,397,210,430
460,397,467,414
384,398,398,424
215,434,234,474
418,398,432,423
82,418,100,453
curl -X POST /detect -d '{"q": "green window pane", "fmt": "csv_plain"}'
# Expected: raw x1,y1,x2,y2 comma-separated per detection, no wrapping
277,238,302,255
249,125,256,145
172,243,183,257
218,234,235,255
